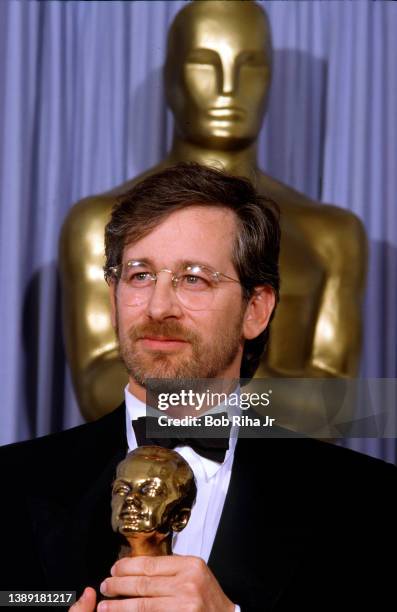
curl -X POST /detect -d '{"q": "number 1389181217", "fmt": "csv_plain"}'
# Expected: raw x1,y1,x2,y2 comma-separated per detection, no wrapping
0,591,76,606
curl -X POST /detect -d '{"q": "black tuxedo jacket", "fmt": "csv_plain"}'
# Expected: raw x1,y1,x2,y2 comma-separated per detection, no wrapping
0,404,396,611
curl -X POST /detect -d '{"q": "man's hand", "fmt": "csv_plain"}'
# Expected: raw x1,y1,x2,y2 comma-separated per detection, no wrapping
69,587,96,612
98,555,235,611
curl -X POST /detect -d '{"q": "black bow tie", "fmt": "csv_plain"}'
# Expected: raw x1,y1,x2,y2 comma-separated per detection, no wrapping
132,416,230,463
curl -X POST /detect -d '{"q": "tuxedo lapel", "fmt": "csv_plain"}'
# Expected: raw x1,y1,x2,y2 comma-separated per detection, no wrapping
28,405,127,595
208,437,311,611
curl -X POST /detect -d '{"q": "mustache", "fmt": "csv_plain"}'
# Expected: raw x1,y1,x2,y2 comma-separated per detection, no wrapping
128,321,199,344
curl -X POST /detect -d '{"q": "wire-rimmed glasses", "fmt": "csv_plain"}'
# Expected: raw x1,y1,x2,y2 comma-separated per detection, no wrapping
105,260,241,310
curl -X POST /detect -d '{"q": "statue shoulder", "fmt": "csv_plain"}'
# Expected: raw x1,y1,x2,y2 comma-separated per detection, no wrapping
255,171,318,208
59,193,115,265
295,203,368,283
62,160,169,237
304,203,367,256
256,171,366,243
256,172,367,277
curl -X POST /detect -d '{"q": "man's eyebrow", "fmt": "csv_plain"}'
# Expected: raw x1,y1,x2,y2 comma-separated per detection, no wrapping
124,257,219,270
179,259,218,270
123,257,153,266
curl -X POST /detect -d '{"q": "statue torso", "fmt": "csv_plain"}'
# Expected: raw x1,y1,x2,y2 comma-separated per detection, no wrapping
60,164,366,420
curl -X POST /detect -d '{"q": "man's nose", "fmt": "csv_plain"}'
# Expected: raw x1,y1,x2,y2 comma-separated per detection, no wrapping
146,273,183,320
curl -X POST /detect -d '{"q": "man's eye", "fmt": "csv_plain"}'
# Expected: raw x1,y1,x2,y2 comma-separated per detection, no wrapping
128,272,152,285
186,275,201,284
181,274,210,289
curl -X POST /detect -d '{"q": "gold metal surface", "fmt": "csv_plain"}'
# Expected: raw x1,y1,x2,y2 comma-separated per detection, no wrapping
59,1,367,422
111,446,196,557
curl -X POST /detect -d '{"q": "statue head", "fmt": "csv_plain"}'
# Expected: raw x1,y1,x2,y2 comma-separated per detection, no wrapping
165,0,272,150
111,446,196,537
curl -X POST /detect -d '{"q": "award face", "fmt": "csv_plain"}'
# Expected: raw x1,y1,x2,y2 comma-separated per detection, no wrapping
111,446,196,556
165,1,272,149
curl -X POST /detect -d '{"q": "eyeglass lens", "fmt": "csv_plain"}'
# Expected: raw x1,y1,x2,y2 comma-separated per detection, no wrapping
119,262,216,310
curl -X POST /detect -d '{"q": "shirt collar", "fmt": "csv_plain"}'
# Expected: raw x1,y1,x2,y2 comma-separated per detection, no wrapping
124,386,238,480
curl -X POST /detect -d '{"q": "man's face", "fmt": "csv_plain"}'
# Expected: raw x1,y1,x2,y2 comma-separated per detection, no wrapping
111,455,181,535
166,3,272,149
111,206,247,388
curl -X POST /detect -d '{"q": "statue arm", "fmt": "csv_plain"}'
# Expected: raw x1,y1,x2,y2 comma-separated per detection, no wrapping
59,196,127,421
257,212,367,435
310,210,368,377
259,209,367,384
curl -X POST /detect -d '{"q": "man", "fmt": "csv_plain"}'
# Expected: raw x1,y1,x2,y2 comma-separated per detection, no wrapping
0,163,395,611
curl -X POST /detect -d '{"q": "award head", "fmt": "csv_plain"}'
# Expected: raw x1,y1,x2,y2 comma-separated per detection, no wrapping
165,0,272,150
111,446,196,537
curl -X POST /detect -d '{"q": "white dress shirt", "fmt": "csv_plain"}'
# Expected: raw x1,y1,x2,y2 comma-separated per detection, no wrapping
124,387,241,611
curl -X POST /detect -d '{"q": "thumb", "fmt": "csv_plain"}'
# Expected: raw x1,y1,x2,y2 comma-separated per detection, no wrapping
69,587,97,612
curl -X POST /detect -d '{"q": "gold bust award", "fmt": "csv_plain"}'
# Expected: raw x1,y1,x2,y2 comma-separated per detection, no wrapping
112,446,197,558
60,1,367,423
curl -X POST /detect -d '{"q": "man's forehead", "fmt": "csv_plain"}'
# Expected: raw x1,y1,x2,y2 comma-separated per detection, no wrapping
123,206,237,267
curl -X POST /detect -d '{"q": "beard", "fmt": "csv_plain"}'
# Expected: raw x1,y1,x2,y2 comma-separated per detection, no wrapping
117,315,244,385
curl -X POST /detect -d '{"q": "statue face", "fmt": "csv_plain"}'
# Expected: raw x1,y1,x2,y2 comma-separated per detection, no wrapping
166,2,272,149
111,449,189,536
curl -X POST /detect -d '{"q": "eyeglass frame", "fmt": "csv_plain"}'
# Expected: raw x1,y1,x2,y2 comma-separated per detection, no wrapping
104,259,241,288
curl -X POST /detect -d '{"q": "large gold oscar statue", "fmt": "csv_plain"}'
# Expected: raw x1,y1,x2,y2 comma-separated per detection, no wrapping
60,1,367,422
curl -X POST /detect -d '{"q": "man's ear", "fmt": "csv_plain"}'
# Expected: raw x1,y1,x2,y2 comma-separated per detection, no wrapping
243,286,276,340
170,508,191,533
109,281,117,329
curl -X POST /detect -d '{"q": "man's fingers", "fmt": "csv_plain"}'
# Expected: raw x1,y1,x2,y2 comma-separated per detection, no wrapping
111,554,202,577
100,556,234,611
101,575,174,598
69,587,96,612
